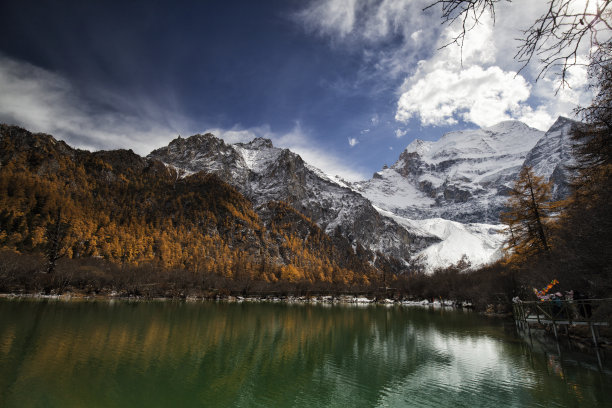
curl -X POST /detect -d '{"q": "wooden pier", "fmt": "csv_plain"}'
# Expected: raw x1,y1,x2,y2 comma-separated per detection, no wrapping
513,298,611,347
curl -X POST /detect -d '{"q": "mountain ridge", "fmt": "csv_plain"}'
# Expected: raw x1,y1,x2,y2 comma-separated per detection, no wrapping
150,133,435,267
1,115,577,274
0,124,383,288
150,116,577,272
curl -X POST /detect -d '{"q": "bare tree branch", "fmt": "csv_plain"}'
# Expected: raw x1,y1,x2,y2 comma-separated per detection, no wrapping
425,0,505,65
427,0,612,88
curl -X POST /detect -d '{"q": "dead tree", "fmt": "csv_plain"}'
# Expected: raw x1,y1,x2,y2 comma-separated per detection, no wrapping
45,209,69,274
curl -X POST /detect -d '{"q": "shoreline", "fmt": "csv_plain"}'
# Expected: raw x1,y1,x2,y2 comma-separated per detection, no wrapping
0,291,476,309
5,292,607,349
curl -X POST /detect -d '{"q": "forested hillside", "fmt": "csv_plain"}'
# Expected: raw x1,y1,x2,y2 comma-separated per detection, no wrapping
0,125,381,296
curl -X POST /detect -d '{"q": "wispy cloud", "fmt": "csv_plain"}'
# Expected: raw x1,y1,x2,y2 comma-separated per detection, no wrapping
0,55,194,155
348,137,359,147
296,0,359,41
0,55,367,182
295,0,593,131
394,128,407,138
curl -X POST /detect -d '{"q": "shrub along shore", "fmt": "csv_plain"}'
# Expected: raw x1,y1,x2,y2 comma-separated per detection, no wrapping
0,249,526,312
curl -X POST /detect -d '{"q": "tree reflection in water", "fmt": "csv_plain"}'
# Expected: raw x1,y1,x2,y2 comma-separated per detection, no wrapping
0,300,610,407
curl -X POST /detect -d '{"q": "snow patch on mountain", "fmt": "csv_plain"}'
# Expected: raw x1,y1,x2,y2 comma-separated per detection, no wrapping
414,219,505,272
360,168,435,211
373,206,506,272
233,138,280,174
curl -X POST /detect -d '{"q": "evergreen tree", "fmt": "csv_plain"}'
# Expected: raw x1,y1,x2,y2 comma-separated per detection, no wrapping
501,166,557,260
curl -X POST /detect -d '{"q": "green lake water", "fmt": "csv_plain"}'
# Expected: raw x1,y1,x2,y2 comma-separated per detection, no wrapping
0,299,610,407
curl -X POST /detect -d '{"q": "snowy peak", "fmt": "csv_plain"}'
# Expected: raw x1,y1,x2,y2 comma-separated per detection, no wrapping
483,119,537,134
547,116,578,133
354,119,547,223
404,120,542,163
404,139,430,156
239,137,274,150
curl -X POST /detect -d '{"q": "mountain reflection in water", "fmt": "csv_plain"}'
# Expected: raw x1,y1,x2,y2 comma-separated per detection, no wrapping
0,300,610,407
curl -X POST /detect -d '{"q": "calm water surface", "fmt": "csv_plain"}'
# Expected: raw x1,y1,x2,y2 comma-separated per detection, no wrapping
0,299,610,407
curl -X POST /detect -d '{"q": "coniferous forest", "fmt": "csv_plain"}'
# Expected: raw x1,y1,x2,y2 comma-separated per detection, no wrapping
0,124,384,298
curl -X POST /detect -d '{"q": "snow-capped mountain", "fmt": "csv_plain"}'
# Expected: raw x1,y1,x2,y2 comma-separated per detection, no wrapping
349,117,578,271
149,117,577,273
352,120,546,223
149,135,436,265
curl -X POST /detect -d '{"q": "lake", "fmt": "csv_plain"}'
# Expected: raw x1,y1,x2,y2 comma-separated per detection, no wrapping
0,299,610,407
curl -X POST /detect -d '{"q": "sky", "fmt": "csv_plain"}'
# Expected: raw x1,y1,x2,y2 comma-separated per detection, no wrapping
0,0,601,181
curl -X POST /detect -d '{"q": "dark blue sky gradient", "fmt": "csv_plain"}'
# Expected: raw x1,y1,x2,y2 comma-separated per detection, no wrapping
0,0,465,178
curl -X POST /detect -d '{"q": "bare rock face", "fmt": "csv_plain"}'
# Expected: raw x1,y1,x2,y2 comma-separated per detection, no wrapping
523,117,579,201
149,133,250,186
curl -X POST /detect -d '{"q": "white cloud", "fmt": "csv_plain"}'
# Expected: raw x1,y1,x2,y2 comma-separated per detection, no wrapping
370,114,379,125
438,16,497,66
348,137,359,147
394,6,592,130
396,65,534,127
394,128,407,138
296,0,358,40
0,55,193,155
296,0,593,131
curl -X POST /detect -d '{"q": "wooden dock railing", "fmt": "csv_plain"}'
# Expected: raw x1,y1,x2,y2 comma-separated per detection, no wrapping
512,298,612,346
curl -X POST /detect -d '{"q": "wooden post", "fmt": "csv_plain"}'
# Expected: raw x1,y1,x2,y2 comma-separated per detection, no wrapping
590,323,599,348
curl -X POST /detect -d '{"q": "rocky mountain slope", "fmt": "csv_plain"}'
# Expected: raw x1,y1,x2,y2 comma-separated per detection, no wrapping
149,135,436,265
0,124,384,286
149,117,578,272
523,117,579,201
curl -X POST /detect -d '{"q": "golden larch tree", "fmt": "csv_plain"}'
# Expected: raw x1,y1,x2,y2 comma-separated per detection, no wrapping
501,166,558,260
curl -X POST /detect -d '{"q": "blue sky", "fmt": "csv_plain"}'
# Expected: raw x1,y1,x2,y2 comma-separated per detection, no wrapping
0,0,596,180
